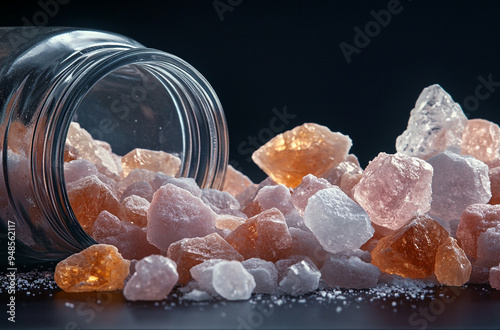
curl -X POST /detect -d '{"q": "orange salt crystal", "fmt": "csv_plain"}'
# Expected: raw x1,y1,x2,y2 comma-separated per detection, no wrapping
67,175,121,234
54,244,130,292
121,148,181,177
215,214,246,232
223,165,254,197
434,237,471,286
252,123,352,188
460,118,500,165
371,215,449,278
241,200,264,218
225,208,292,262
167,233,244,284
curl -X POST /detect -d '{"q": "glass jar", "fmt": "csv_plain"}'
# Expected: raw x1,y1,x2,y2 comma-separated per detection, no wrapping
0,27,228,261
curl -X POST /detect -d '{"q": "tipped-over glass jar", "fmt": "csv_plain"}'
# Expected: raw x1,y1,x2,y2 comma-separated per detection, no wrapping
0,27,228,261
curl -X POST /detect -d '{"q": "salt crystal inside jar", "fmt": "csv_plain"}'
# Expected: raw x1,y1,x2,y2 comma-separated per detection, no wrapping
0,27,228,261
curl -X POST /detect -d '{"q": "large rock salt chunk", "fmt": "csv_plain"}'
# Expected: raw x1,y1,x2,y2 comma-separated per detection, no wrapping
434,237,471,286
395,84,468,160
92,211,160,260
123,255,178,301
477,224,500,268
490,265,500,290
460,118,500,165
304,187,374,254
152,172,202,197
167,233,244,284
223,165,255,197
252,123,352,188
121,148,181,177
54,244,130,292
277,259,321,295
320,254,380,289
64,159,98,184
353,152,433,230
291,174,333,216
212,261,256,300
241,258,278,294
147,184,217,251
427,151,491,222
201,188,243,217
457,204,500,259
371,215,449,278
225,208,292,262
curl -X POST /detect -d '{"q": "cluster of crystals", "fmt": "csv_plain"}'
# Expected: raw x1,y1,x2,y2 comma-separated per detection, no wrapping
55,84,500,300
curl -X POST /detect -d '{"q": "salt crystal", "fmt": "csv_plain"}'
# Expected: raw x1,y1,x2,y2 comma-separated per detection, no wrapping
304,187,374,254
320,254,379,289
92,211,160,260
123,255,178,301
456,204,500,258
277,259,321,295
190,259,225,295
167,233,244,284
353,152,433,230
489,265,500,290
116,169,156,196
434,237,471,286
469,259,491,284
225,208,293,262
121,148,181,177
201,188,243,216
291,174,333,216
121,195,150,228
427,151,491,222
252,123,352,188
241,258,278,294
152,172,202,197
54,244,130,292
212,261,256,300
395,84,468,160
289,228,328,268
64,159,98,184
183,289,213,301
371,215,449,278
147,184,217,251
321,155,363,198
489,166,500,205
223,165,254,197
120,180,153,202
67,175,121,234
215,214,246,232
460,118,500,165
275,255,316,279
476,224,500,268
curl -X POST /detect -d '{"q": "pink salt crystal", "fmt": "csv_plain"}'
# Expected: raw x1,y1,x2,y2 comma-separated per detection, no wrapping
395,84,468,160
225,208,293,262
488,166,500,205
65,122,121,177
275,256,321,295
353,152,433,230
456,204,500,258
427,151,491,222
321,154,363,194
201,188,243,217
215,214,246,232
339,173,363,199
289,228,328,268
291,174,333,216
223,164,254,197
121,195,150,228
123,255,178,301
167,233,244,284
116,169,156,196
152,172,202,197
320,254,380,289
241,258,278,294
121,148,181,177
489,265,500,290
252,123,352,188
120,180,153,202
92,211,160,260
189,259,225,295
460,118,500,165
469,259,491,284
147,184,217,251
64,159,98,184
234,184,259,208
476,224,500,268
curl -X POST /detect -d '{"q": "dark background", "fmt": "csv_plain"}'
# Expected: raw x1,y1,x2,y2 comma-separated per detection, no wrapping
2,0,500,182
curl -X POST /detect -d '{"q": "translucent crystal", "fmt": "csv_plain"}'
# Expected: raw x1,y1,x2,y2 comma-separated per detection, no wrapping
291,174,333,216
277,259,321,295
353,152,433,230
434,237,471,286
489,265,500,290
64,159,98,184
116,169,156,196
167,233,243,284
190,259,225,295
54,244,130,292
460,118,500,165
320,254,380,289
120,195,150,228
252,123,352,188
456,204,500,258
212,261,256,300
427,151,491,222
241,258,278,294
321,154,363,198
147,184,217,251
225,208,292,262
121,148,181,177
123,255,178,301
223,164,254,197
395,84,468,160
371,215,449,278
304,187,374,254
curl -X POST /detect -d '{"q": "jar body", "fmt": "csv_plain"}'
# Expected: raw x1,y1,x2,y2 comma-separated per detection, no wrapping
0,27,228,261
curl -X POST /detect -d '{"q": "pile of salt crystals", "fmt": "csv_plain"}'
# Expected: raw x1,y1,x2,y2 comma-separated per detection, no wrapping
55,84,500,301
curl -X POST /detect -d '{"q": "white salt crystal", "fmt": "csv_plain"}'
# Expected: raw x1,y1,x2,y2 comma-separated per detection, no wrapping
190,259,225,295
278,260,321,295
241,258,278,294
292,174,333,215
212,261,256,300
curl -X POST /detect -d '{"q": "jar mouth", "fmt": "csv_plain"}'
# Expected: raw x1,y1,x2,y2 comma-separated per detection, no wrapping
37,48,228,251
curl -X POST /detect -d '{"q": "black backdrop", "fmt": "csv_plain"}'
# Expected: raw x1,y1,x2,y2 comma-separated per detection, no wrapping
2,0,500,182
